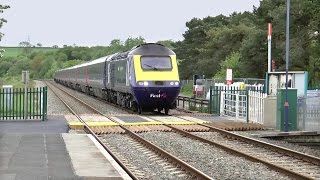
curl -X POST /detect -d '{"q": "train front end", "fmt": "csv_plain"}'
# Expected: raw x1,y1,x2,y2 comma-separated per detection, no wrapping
130,44,181,114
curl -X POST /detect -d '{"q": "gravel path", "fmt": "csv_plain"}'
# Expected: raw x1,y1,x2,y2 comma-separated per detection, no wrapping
140,131,291,180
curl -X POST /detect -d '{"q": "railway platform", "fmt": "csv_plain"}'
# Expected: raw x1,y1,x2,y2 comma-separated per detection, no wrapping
0,115,131,180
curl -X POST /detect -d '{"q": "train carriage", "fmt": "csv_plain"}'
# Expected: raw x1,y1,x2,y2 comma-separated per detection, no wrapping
54,43,181,114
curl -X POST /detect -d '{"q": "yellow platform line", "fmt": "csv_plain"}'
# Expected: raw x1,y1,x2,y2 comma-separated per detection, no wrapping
162,121,199,125
68,122,119,129
121,122,163,126
68,120,208,129
177,116,210,124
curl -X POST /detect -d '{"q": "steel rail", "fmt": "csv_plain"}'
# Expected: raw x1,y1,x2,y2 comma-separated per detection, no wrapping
45,81,139,180
47,81,213,180
170,124,312,180
167,115,320,179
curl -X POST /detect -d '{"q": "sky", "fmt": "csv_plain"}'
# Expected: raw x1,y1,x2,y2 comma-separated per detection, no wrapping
0,0,261,47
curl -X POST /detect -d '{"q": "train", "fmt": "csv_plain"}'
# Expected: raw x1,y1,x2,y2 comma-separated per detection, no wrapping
54,43,181,114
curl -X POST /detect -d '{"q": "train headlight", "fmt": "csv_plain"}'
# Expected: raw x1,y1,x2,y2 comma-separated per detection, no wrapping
169,81,179,86
138,81,149,86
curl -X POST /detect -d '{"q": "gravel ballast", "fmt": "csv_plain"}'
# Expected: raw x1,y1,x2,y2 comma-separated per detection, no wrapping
140,131,291,180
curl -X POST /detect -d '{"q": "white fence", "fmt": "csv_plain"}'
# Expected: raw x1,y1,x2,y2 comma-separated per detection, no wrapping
248,91,267,124
220,91,247,120
220,90,267,124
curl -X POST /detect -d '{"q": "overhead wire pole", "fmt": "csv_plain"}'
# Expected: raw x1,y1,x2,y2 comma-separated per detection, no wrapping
284,0,291,132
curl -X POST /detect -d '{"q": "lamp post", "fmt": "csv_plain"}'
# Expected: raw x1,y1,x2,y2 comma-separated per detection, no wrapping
284,0,290,132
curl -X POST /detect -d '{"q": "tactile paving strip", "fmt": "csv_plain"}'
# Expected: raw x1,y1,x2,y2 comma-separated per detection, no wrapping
145,116,200,125
111,115,162,125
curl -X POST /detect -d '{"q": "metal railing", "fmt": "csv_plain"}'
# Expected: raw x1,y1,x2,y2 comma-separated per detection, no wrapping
298,91,320,131
176,96,209,113
0,87,47,120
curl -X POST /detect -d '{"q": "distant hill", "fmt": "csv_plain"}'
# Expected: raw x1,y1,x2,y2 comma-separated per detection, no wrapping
0,47,59,57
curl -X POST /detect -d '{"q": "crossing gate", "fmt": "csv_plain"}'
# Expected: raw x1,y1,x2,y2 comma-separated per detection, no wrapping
248,91,267,124
209,86,267,124
298,90,320,131
220,90,247,121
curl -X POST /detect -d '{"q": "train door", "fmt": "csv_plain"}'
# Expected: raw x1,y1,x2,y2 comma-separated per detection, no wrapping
126,59,129,86
110,63,115,88
103,61,107,87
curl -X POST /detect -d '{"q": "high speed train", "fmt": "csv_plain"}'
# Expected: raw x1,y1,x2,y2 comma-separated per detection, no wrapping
54,43,181,114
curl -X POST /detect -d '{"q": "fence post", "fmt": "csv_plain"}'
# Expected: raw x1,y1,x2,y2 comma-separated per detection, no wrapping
209,86,212,114
218,86,221,115
236,93,239,120
246,90,249,123
24,86,27,120
220,91,224,115
42,87,47,121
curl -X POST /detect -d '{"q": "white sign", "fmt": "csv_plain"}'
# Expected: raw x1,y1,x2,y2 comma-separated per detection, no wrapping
226,69,232,81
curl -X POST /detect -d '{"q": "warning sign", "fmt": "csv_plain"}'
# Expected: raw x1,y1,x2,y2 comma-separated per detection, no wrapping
226,69,232,85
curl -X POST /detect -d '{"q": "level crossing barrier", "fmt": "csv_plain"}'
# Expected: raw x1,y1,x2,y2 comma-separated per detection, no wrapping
209,85,266,123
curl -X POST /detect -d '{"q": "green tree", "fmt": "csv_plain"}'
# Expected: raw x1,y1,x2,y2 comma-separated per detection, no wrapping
0,4,10,57
214,52,244,79
0,60,12,76
0,4,10,41
157,40,175,49
124,36,145,50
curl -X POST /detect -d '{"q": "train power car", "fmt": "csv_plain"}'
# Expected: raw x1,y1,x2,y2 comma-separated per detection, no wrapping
54,43,181,114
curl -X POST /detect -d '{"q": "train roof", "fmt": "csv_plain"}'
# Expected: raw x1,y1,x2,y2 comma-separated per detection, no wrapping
130,43,175,56
109,43,175,61
56,43,175,72
86,55,109,66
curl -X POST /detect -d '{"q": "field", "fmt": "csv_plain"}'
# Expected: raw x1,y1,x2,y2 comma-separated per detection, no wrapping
0,47,59,57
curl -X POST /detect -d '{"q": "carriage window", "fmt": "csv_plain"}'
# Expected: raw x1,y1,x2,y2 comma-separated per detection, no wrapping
141,56,172,70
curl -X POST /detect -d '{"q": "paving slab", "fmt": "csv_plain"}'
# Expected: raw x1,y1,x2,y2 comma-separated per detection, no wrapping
0,133,131,180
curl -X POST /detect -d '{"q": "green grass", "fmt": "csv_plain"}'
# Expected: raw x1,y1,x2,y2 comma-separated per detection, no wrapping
0,47,59,57
0,87,45,118
0,76,35,88
180,83,193,97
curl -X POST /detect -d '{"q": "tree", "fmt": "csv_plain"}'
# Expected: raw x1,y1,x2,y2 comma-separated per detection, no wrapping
156,40,175,49
19,41,32,47
36,43,42,47
0,4,10,57
214,52,244,79
0,4,10,41
124,36,145,50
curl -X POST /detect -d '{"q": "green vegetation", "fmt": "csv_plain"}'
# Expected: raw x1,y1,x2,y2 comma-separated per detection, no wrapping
188,103,208,113
174,0,320,87
180,83,193,97
1,0,320,88
0,76,35,88
0,47,58,57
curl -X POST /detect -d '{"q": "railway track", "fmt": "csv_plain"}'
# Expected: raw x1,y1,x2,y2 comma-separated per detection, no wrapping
46,81,212,179
144,115,320,179
53,80,194,116
47,81,320,179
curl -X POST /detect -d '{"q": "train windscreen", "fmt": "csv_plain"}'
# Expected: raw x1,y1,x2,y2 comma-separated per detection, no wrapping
141,56,172,71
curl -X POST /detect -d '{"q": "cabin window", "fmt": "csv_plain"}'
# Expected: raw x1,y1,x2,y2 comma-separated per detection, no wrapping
141,56,172,71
